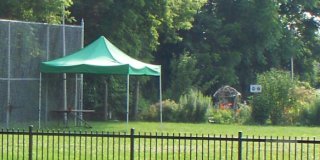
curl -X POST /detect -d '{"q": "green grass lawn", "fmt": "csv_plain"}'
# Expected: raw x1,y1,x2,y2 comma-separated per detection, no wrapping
58,121,320,138
3,121,320,159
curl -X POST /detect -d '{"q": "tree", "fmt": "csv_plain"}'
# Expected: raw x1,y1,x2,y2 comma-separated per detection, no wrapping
70,0,206,120
167,52,199,101
0,0,73,23
277,0,320,85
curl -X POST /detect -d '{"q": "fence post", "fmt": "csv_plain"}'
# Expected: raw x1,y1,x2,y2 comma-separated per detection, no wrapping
130,128,135,160
29,125,33,160
238,131,242,160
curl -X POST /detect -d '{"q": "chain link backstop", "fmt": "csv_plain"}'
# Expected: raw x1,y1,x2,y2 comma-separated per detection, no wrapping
0,19,83,128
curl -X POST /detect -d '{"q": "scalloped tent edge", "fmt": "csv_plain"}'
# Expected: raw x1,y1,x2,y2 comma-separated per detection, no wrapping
39,36,162,128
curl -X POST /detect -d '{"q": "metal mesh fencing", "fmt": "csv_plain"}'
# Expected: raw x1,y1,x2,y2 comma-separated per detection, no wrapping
0,19,83,128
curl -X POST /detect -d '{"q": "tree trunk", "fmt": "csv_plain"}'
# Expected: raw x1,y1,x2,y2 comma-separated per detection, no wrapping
133,80,140,120
104,80,109,120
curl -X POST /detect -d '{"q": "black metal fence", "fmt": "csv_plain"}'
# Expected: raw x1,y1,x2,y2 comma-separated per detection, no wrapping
1,126,320,160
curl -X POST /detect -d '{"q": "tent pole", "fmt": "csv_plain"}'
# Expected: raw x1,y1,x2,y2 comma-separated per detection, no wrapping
38,73,42,129
126,75,130,125
74,74,78,126
159,74,162,124
79,19,84,125
45,24,50,126
62,4,68,126
6,21,11,128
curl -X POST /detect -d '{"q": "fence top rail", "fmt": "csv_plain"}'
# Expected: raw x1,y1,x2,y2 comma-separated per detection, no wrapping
0,18,82,28
1,128,320,144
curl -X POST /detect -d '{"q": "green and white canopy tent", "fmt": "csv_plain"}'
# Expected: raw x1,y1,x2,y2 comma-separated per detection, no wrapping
39,36,162,127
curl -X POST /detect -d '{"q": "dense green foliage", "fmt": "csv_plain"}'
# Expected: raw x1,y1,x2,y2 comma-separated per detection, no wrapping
252,69,296,124
2,0,320,124
142,89,212,122
177,89,212,122
0,0,73,23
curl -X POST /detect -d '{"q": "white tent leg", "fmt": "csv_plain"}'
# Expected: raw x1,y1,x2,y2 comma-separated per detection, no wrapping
63,74,67,126
38,73,42,129
126,75,130,124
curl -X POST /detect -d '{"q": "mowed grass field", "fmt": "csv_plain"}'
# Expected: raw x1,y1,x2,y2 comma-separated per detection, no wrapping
64,121,320,138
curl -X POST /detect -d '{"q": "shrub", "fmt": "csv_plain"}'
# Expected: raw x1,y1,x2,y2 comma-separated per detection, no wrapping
299,98,320,125
284,82,317,125
141,99,179,122
177,89,212,122
251,69,296,125
235,103,252,124
207,108,235,124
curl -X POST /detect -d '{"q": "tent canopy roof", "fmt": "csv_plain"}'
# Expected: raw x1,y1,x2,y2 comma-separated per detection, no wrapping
40,36,161,76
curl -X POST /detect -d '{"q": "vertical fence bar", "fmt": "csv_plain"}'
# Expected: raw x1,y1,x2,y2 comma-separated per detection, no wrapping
69,130,71,160
258,136,261,160
295,137,297,160
196,134,198,159
63,130,65,160
28,125,33,160
276,136,279,160
264,136,267,160
178,133,181,160
270,136,273,160
35,130,38,160
166,133,169,160
313,137,316,160
219,134,222,160
124,132,126,159
184,133,187,160
238,132,242,160
138,132,141,160
75,131,78,159
101,131,104,160
155,132,158,160
246,135,248,160
202,134,204,160
12,128,14,160
1,129,3,160
145,133,147,160
161,133,163,160
214,134,216,160
90,131,93,160
301,137,303,160
130,128,135,160
283,136,285,160
190,133,192,160
225,134,228,160
107,132,109,160
150,132,152,160
231,135,234,160
47,130,49,160
17,129,20,160
252,135,255,159
307,137,309,160
207,134,210,160
23,129,25,160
